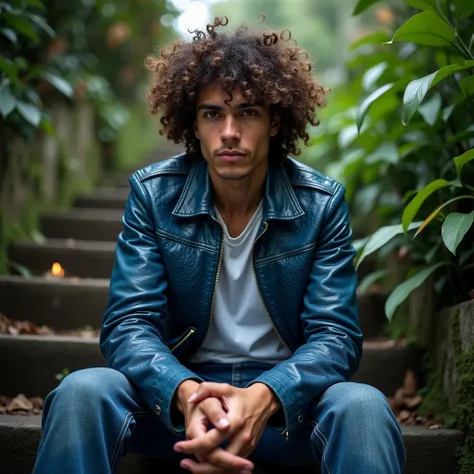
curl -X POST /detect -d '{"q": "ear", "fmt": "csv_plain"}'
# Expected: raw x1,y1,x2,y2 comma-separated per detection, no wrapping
270,114,280,137
194,120,200,140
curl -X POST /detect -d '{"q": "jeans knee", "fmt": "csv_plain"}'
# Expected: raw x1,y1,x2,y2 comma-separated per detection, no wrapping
53,367,124,407
326,382,390,420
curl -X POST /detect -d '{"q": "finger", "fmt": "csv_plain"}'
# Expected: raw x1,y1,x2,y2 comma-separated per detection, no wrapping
188,382,233,404
200,398,230,430
226,430,257,460
181,456,253,474
175,427,227,455
207,446,255,472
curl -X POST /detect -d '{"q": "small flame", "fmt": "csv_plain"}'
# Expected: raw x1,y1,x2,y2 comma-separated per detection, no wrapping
51,262,65,277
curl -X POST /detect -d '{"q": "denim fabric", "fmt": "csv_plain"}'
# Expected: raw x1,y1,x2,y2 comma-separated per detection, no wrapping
33,364,405,474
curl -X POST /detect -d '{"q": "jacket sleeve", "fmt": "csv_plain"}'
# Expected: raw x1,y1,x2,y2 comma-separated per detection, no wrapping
250,185,363,435
99,173,201,432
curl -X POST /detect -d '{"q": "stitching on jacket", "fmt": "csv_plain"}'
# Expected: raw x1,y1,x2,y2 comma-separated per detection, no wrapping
256,241,317,266
172,164,197,215
156,228,216,253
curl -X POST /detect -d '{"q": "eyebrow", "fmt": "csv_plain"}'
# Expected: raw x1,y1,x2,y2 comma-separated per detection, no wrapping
197,102,262,111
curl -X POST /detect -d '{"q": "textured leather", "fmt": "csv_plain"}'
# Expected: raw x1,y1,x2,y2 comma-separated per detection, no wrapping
100,153,363,436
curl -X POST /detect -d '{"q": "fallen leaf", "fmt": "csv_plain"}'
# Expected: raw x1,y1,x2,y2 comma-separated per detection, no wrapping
7,394,34,412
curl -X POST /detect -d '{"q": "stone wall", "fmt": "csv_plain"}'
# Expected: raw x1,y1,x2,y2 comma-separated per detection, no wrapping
434,299,474,409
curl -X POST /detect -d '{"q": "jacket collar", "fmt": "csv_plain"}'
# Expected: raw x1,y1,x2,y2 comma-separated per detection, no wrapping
172,159,305,221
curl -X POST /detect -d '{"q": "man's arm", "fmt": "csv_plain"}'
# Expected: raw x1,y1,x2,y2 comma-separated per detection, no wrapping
250,185,363,435
99,173,201,432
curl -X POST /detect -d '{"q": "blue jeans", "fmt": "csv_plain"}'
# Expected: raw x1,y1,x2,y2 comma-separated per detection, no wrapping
32,362,405,473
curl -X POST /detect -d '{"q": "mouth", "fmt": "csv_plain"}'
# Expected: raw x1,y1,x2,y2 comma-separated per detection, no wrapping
217,151,247,162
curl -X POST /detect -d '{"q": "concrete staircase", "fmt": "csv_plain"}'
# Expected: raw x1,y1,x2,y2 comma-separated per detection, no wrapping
0,147,464,473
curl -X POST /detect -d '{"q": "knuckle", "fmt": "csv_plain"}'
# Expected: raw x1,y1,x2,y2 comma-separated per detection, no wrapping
240,431,253,444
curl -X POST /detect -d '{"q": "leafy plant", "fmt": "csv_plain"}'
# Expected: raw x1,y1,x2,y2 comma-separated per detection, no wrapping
309,0,474,325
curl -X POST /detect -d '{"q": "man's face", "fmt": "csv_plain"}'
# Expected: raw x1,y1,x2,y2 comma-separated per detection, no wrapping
194,82,279,181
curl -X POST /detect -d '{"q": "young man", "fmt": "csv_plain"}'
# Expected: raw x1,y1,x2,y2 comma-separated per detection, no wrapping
33,18,405,474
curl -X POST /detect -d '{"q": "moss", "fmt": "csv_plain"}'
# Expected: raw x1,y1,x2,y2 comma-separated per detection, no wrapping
452,310,474,474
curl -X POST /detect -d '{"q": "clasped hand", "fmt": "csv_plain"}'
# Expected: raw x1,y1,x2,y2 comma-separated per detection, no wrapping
173,381,280,474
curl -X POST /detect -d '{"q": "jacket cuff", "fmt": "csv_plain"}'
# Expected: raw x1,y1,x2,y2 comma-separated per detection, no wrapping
156,368,203,433
248,373,298,434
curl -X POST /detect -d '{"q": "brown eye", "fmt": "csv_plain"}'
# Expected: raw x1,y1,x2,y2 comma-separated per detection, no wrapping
241,109,257,117
203,111,220,119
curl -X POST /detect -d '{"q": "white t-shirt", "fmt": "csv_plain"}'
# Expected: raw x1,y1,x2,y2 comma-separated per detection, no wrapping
189,201,292,364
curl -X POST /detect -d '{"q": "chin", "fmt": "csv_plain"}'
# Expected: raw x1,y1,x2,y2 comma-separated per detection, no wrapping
216,169,251,181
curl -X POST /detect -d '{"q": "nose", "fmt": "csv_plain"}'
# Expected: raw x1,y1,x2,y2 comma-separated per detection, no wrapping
220,115,241,144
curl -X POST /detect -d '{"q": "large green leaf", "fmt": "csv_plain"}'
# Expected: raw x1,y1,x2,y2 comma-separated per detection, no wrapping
25,13,55,37
453,0,474,19
385,262,446,320
5,14,39,42
454,149,474,182
0,87,16,117
442,212,474,255
356,83,394,133
362,62,388,91
357,269,389,294
460,76,474,97
16,101,41,126
402,61,474,125
41,72,73,98
353,0,382,15
356,221,422,269
387,11,455,48
402,179,454,232
418,93,442,126
414,195,474,237
405,0,439,14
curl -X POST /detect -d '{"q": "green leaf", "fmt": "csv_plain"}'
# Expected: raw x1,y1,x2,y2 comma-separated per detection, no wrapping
357,269,389,294
460,76,474,97
414,195,474,237
0,87,16,117
405,0,439,14
0,57,19,84
356,221,423,269
385,262,446,320
41,72,73,98
27,0,45,9
453,0,474,19
0,2,13,12
402,61,474,125
25,13,55,37
454,149,474,182
386,11,455,48
442,212,474,255
5,14,39,42
349,31,390,51
352,0,382,15
418,93,442,126
356,83,394,132
362,62,388,91
1,27,17,43
16,101,41,126
402,179,454,232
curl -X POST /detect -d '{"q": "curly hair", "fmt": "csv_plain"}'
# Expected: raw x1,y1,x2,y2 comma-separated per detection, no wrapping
145,17,328,162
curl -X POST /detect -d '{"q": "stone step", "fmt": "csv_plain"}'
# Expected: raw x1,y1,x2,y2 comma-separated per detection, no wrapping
0,414,463,474
9,239,116,278
0,273,389,340
40,209,123,241
74,188,129,210
0,275,109,330
0,334,420,398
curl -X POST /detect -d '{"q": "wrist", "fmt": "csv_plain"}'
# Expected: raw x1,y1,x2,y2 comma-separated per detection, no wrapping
175,379,200,414
247,382,281,416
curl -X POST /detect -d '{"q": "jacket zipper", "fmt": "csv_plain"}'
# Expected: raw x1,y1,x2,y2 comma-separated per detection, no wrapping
208,215,224,329
252,221,291,441
170,327,196,353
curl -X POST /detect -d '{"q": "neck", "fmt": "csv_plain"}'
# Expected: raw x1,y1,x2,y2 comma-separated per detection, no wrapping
210,162,267,219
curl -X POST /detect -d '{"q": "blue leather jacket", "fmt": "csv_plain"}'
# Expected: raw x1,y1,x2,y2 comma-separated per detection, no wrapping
100,153,363,437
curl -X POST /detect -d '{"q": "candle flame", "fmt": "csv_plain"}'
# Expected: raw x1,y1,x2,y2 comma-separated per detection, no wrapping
51,262,65,277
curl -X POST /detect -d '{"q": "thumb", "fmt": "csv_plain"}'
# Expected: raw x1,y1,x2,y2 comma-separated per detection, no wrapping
200,397,230,430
